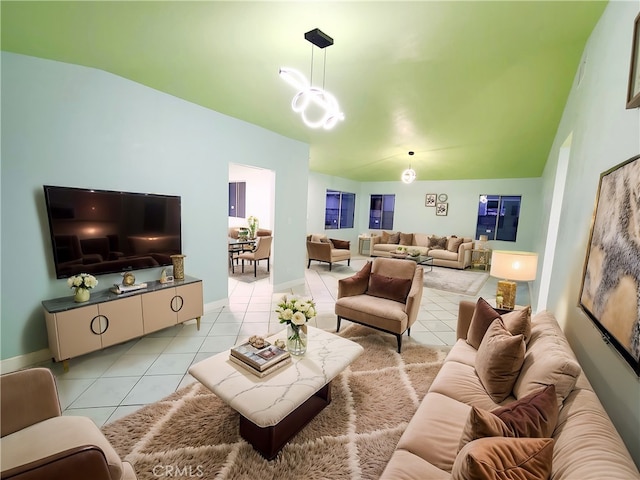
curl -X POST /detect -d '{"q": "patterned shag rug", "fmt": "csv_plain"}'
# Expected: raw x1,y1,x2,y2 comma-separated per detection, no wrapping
425,266,489,296
101,325,450,480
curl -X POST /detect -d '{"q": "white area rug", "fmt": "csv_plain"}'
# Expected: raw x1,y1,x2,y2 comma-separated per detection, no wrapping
424,266,489,296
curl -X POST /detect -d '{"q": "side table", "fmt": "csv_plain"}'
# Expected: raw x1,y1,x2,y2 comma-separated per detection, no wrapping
358,235,371,255
471,249,492,270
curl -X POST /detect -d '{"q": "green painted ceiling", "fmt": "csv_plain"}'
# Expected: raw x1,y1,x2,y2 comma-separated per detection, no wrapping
1,1,606,181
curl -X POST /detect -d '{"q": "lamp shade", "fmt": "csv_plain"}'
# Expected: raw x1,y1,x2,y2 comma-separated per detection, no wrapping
490,251,538,282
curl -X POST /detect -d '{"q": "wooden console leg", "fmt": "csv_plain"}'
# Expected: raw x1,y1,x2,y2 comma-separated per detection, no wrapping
62,359,69,372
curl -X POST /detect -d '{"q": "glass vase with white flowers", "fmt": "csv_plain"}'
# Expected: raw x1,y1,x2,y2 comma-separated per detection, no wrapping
275,295,316,355
67,273,98,303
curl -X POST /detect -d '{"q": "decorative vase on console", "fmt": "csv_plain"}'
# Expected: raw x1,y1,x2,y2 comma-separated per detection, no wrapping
67,273,98,303
247,216,259,239
276,294,316,356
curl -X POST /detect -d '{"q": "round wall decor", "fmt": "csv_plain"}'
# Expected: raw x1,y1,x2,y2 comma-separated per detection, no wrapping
438,193,448,202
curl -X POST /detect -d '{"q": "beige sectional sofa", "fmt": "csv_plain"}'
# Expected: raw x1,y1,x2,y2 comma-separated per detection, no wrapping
381,299,640,480
370,231,472,269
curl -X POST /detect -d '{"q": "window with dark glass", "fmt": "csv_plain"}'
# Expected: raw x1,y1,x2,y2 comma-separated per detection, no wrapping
229,181,246,218
325,190,355,229
476,195,521,241
369,194,395,230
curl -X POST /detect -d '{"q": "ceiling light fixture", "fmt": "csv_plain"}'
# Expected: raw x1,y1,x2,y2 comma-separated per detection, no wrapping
279,28,344,130
402,151,417,184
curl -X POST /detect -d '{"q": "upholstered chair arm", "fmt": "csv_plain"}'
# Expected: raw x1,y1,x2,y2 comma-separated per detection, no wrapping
338,275,368,299
1,368,61,437
457,300,476,340
370,236,382,247
1,445,114,480
404,266,424,328
306,241,332,262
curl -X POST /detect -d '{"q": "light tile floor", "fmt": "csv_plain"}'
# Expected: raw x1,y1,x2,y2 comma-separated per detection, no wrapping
36,255,528,427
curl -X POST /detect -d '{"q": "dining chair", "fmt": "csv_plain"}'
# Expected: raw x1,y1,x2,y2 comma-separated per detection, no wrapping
235,236,272,276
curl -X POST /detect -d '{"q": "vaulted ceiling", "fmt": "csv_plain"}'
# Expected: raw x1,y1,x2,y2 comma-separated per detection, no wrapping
1,1,607,181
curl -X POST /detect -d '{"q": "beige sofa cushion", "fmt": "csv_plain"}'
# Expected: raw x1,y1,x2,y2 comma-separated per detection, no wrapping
414,233,430,247
475,319,525,403
451,437,554,480
381,449,451,480
513,312,581,406
467,298,501,349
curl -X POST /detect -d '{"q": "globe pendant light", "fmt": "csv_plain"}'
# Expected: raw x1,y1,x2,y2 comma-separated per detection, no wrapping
402,151,417,184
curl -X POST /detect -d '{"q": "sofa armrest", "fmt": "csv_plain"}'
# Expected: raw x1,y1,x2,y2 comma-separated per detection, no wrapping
458,241,473,267
338,273,369,298
370,236,383,247
1,368,61,437
457,300,476,340
1,445,114,480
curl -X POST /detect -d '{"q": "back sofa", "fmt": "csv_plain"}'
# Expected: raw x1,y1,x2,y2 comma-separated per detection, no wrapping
370,231,472,269
380,299,640,480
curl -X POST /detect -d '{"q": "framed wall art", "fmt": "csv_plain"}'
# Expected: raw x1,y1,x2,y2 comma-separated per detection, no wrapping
436,202,448,216
425,194,436,207
626,12,640,109
579,154,640,375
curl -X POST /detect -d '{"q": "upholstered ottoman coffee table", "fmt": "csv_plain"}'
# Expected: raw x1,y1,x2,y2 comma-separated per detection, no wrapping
188,326,363,459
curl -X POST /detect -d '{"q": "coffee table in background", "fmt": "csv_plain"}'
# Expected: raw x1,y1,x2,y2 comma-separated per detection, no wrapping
188,327,363,459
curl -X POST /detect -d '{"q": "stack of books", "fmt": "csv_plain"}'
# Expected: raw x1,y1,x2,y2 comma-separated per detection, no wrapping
229,340,291,377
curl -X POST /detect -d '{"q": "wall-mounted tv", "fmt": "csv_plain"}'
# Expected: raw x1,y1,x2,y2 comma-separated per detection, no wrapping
43,185,182,279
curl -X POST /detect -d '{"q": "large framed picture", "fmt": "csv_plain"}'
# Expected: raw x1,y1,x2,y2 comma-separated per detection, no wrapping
626,12,640,108
579,154,640,375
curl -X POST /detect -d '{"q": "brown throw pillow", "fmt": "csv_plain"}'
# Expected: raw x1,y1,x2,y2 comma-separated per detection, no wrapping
330,238,349,250
452,437,554,480
399,232,414,246
475,319,525,403
467,297,501,349
502,306,532,344
458,385,559,450
381,230,391,244
367,273,412,303
447,236,464,252
388,232,400,244
492,384,558,438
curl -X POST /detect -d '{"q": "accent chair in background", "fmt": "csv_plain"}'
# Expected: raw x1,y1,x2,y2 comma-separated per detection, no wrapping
335,257,423,352
306,234,351,271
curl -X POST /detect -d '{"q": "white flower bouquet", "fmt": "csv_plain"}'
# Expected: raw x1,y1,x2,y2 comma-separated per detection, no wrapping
67,273,98,290
276,295,316,354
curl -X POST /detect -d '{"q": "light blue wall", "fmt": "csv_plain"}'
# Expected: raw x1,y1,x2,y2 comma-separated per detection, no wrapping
538,1,640,465
308,172,543,253
1,52,309,361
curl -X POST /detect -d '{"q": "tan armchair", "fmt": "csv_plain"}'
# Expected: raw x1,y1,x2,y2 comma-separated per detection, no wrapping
1,367,137,480
306,234,351,271
335,257,423,353
236,236,272,276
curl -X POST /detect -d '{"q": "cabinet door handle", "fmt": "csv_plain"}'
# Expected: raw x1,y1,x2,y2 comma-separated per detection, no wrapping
90,315,109,335
171,295,184,313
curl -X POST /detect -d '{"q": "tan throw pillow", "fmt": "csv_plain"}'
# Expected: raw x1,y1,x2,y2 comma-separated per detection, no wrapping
452,437,554,480
459,385,559,450
467,297,501,349
447,236,464,252
502,307,532,344
381,230,391,244
388,232,400,244
475,319,525,403
399,232,414,246
367,273,412,303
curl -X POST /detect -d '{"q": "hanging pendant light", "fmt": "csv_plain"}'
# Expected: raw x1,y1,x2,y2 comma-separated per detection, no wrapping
279,28,344,130
401,151,417,184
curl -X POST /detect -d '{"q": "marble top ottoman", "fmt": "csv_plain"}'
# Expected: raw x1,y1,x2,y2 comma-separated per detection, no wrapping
188,326,363,459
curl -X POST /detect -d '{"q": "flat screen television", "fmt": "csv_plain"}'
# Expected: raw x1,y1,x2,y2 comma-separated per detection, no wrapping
43,185,182,279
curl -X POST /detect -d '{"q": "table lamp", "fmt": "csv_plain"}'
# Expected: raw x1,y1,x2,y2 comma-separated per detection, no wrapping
489,250,538,310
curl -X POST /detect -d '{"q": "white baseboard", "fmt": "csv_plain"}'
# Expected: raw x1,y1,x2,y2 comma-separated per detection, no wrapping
204,299,226,312
1,348,52,374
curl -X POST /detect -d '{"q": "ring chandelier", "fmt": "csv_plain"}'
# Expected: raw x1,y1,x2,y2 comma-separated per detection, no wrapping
279,28,344,130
